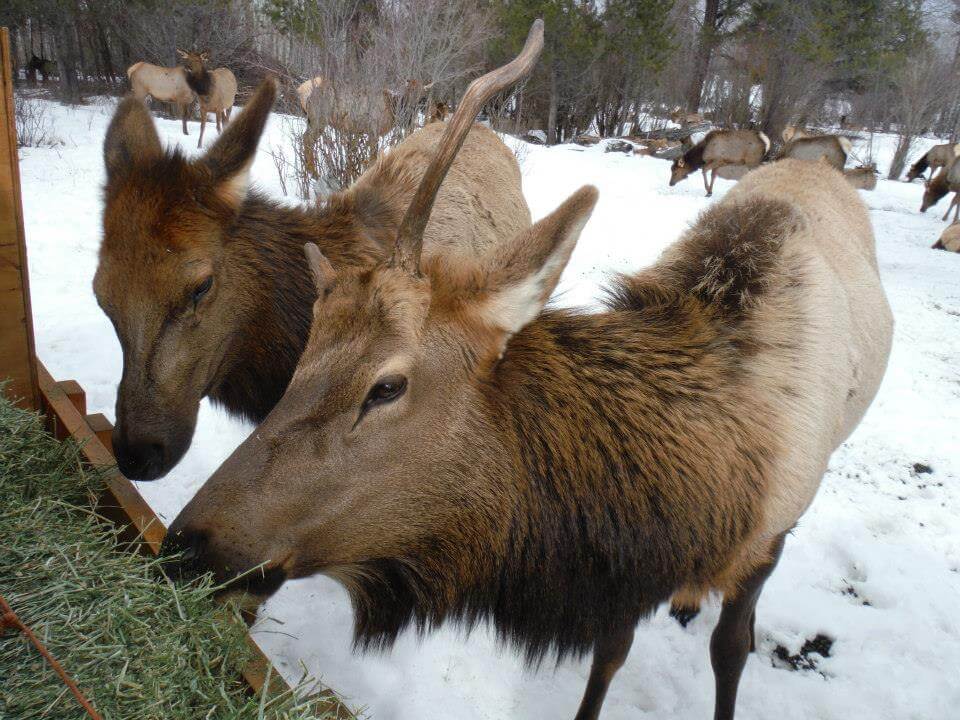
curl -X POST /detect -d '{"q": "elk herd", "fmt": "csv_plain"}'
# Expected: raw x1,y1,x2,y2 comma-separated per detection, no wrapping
88,20,900,720
667,122,960,253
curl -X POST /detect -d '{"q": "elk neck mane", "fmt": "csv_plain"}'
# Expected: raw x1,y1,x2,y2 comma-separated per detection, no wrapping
185,63,213,97
341,197,807,666
682,131,716,170
208,187,409,422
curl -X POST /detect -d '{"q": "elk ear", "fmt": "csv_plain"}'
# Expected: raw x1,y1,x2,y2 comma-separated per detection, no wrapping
479,185,598,336
176,48,188,59
304,243,337,297
201,77,277,210
103,97,162,180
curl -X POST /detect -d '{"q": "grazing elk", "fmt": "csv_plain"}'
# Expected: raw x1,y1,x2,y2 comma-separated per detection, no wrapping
163,21,893,720
177,50,237,149
933,222,960,251
777,134,851,170
919,161,960,221
669,129,770,197
95,73,530,480
907,143,960,182
127,53,198,135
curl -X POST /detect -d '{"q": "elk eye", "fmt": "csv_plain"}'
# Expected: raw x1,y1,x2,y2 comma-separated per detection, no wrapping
192,276,213,305
361,375,407,414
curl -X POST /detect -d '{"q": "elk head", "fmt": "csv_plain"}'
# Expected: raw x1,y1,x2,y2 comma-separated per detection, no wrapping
920,171,948,213
177,49,209,75
159,21,597,609
94,79,277,479
670,156,693,186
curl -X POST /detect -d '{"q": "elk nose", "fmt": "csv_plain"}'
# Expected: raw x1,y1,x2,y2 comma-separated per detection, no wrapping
113,428,168,481
160,526,209,582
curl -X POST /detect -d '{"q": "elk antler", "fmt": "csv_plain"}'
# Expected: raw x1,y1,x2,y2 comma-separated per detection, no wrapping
391,19,544,275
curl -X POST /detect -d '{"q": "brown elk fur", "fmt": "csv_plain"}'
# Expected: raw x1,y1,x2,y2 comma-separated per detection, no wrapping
777,134,851,171
165,156,892,719
920,160,960,220
907,142,960,182
933,222,960,251
669,129,770,196
127,56,196,135
178,51,238,149
95,79,529,480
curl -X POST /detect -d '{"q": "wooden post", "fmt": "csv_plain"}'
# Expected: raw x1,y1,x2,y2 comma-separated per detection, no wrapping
0,27,39,410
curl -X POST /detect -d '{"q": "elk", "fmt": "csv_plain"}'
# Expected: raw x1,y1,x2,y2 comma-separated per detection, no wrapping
777,134,851,170
933,222,960,251
127,54,197,135
907,143,960,182
162,21,893,720
843,163,878,191
94,72,530,481
669,129,770,197
298,75,434,134
177,50,237,149
781,125,813,143
429,100,450,123
919,160,960,221
670,108,705,126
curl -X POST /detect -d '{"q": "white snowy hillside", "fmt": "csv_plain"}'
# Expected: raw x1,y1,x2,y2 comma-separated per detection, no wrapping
17,96,960,720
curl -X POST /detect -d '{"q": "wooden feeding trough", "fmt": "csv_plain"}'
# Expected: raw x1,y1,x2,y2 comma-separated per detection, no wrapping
0,27,344,717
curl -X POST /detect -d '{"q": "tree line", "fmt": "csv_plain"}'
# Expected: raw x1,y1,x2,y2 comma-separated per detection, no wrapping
3,1,960,179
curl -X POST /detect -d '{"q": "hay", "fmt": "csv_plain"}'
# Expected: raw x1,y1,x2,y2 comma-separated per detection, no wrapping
0,393,341,719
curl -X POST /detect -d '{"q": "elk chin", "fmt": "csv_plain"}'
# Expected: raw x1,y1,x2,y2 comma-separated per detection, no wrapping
112,403,199,481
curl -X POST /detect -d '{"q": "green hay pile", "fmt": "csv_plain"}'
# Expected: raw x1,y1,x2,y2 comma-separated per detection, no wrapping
0,393,339,719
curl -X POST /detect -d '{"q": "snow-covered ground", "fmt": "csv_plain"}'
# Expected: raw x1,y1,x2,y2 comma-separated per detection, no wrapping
17,97,960,720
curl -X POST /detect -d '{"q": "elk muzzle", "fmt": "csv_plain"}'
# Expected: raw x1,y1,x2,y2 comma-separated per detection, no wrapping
160,522,288,598
112,382,199,480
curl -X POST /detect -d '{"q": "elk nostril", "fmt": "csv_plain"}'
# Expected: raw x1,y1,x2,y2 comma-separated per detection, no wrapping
181,531,206,563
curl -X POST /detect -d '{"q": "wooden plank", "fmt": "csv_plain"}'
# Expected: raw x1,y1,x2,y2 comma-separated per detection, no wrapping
57,379,87,414
36,361,343,712
85,412,113,452
38,362,166,552
0,27,39,410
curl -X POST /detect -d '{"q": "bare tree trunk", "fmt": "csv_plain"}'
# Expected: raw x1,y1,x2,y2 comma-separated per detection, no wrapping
547,64,558,145
889,134,914,180
685,0,720,113
53,19,82,103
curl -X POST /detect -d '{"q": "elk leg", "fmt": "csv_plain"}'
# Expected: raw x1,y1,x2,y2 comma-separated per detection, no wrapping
198,107,206,149
708,168,718,196
216,110,222,133
181,104,189,136
703,168,711,196
942,194,958,222
710,531,786,720
573,624,635,720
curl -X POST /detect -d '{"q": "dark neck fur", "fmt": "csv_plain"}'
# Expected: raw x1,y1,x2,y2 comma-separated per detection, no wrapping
345,198,797,664
682,131,714,171
208,191,392,423
185,65,212,96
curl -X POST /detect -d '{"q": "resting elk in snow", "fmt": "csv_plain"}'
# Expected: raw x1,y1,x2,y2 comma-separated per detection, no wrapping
126,53,198,135
669,129,770,196
177,50,237,149
933,222,960,251
163,20,894,720
94,73,529,480
919,160,960,221
907,142,960,182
